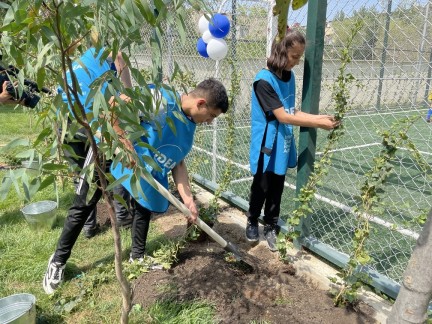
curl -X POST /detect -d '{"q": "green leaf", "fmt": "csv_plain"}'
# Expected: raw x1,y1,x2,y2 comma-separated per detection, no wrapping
141,155,161,173
134,0,157,25
86,182,98,205
130,172,146,201
36,67,47,92
39,175,56,192
15,149,36,159
0,138,30,153
0,176,13,201
105,174,130,191
175,16,187,44
166,116,177,136
33,127,52,146
42,163,68,171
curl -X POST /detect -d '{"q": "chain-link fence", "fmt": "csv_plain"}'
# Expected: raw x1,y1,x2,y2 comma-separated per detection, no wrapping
134,0,432,297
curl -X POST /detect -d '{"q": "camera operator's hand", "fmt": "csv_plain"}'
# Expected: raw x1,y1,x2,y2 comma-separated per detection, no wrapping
0,81,23,106
0,82,14,104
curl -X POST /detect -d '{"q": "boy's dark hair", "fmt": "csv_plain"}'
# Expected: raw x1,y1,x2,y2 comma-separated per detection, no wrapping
191,78,229,113
267,29,305,78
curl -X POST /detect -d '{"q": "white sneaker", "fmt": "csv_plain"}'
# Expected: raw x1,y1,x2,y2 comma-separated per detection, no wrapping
42,254,66,294
128,254,164,270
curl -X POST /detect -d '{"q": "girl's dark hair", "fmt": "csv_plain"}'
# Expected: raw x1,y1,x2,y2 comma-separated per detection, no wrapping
267,29,305,78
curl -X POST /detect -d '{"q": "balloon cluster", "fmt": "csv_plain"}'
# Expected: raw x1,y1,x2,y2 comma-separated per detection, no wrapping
196,13,231,61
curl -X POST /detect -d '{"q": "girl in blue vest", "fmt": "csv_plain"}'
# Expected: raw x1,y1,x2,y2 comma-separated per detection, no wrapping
43,78,229,294
246,29,340,251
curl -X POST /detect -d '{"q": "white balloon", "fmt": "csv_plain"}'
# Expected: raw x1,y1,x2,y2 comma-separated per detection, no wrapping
198,15,209,34
202,30,215,44
207,38,228,61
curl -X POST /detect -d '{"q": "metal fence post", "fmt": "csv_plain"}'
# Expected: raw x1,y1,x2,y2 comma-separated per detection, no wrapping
295,0,327,247
376,0,392,111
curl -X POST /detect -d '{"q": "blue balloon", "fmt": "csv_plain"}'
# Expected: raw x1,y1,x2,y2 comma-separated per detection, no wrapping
209,13,230,38
196,38,209,58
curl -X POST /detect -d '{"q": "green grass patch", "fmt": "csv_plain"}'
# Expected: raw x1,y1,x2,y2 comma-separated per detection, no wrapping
0,178,214,323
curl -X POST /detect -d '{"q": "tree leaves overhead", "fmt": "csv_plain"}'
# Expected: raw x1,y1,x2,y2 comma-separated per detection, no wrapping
273,0,292,43
272,0,308,42
292,0,308,10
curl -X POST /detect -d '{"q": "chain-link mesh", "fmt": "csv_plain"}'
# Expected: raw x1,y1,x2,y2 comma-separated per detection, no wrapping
134,0,432,290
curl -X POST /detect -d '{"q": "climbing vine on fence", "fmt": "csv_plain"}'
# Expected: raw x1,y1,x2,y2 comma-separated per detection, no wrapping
205,59,241,216
279,20,363,255
332,115,424,306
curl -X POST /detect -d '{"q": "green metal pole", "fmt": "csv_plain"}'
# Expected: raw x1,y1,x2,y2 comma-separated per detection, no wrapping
294,0,327,247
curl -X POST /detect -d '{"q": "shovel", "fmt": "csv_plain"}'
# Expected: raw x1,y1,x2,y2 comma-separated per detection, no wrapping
146,175,254,271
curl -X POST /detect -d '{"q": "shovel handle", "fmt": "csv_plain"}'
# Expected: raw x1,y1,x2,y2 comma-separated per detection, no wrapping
149,176,230,250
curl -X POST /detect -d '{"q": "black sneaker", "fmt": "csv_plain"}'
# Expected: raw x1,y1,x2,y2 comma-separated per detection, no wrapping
245,220,259,242
117,216,133,229
263,224,280,252
83,224,100,239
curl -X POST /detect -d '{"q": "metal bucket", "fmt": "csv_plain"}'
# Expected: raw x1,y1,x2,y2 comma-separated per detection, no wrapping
0,293,36,324
21,200,57,230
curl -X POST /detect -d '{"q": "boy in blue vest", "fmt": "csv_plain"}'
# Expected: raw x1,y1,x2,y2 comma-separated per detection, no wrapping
43,77,229,294
58,47,133,239
246,29,340,251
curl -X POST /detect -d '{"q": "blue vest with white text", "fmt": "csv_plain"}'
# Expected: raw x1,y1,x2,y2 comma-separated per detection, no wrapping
250,69,297,175
110,88,196,212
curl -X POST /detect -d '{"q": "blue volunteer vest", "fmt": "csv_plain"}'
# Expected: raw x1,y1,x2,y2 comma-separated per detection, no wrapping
250,69,297,175
111,88,196,212
58,47,111,114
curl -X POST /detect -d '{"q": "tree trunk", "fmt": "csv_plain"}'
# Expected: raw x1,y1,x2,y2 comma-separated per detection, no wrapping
99,183,131,323
105,194,132,324
387,208,432,323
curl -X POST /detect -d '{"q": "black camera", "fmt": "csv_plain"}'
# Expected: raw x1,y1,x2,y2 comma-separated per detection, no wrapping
0,65,51,108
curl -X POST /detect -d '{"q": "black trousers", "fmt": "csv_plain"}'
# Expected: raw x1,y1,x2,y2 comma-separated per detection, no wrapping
247,154,285,226
53,136,151,264
64,136,98,230
64,136,131,230
53,180,152,264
